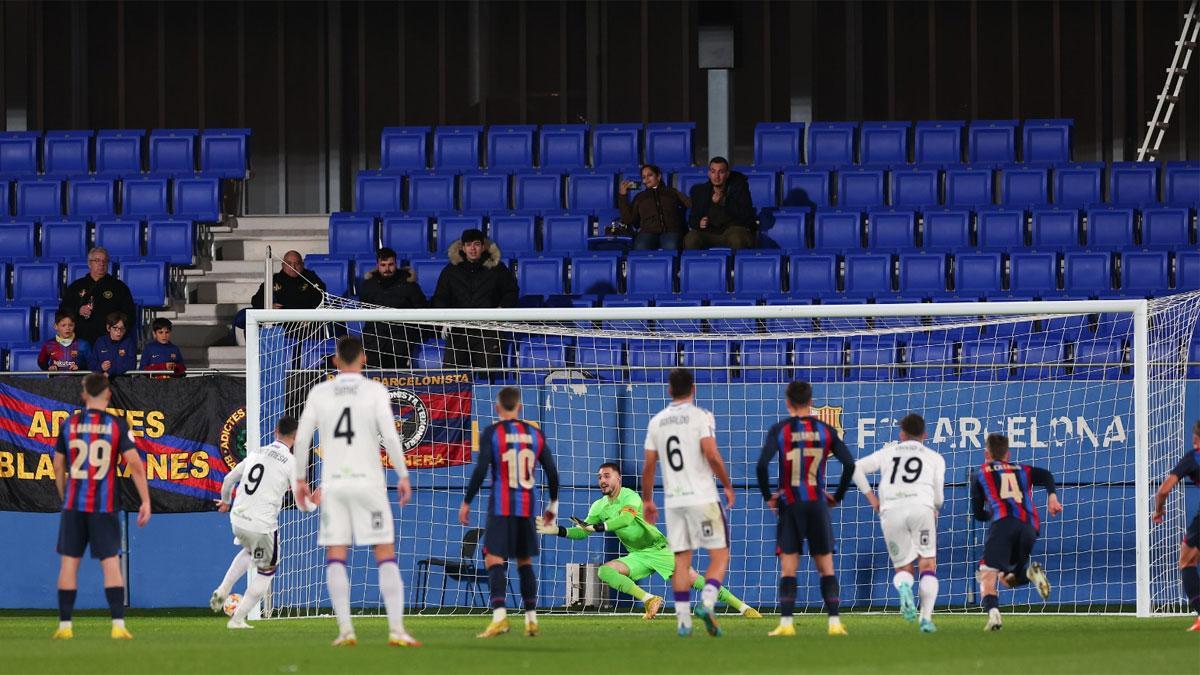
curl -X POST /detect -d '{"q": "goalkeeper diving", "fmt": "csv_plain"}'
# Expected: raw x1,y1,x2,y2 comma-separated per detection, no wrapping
538,462,760,619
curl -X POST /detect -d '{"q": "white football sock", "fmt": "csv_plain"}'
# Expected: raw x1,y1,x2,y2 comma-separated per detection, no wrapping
524,610,537,624
892,570,914,590
326,561,354,636
111,619,124,629
378,560,407,635
675,597,692,628
233,570,273,623
58,621,71,630
492,607,507,622
700,582,719,612
919,573,939,621
218,549,253,596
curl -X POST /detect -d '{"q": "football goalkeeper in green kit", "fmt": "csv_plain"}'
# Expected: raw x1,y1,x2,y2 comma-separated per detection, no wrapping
539,462,761,619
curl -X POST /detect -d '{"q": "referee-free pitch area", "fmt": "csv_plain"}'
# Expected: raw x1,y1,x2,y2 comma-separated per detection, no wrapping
4,612,1196,674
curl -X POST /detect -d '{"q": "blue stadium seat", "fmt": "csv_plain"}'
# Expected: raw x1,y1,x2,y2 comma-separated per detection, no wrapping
12,262,61,304
297,338,337,370
781,169,831,208
172,175,221,221
1053,162,1103,207
146,219,195,265
516,338,570,383
8,347,40,371
898,253,948,299
754,122,804,167
1071,338,1126,380
673,167,710,198
1010,252,1058,296
435,214,484,252
15,179,63,218
757,209,807,249
733,250,784,296
1191,336,1200,379
1015,338,1065,378
355,171,404,214
626,251,675,295
199,128,251,179
922,209,971,250
741,169,778,209
977,208,1025,250
867,209,916,251
1120,251,1169,296
592,124,640,168
303,256,350,297
1094,312,1132,338
628,339,679,383
999,165,1049,206
119,261,168,307
967,120,1018,164
860,121,909,165
954,252,1003,298
961,339,1013,381
762,296,813,332
539,124,587,169
43,131,92,175
40,220,89,262
409,338,444,371
904,336,955,380
94,218,142,261
0,221,37,262
944,166,993,207
570,252,620,295
567,171,615,213
1164,161,1199,206
121,176,169,218
0,307,32,347
644,123,695,168
0,131,39,176
0,180,8,216
812,209,862,251
794,337,844,382
655,297,703,333
602,297,651,332
1022,119,1072,163
807,122,856,166
789,253,838,298
1063,251,1112,295
684,341,732,383
490,214,537,254
95,130,144,176
433,126,483,170
573,337,626,381
1109,162,1159,206
380,127,430,173
1141,207,1190,248
913,120,965,164
407,171,457,213
680,250,729,296
1178,251,1200,292
848,335,897,381
328,212,377,257
889,167,939,208
739,340,791,382
408,256,445,296
844,254,893,297
1085,207,1134,249
542,212,590,253
706,296,757,333
1031,208,1081,249
837,168,884,208
382,215,431,255
486,125,535,169
513,172,562,212
66,261,90,284
67,177,115,217
516,255,566,296
148,129,198,175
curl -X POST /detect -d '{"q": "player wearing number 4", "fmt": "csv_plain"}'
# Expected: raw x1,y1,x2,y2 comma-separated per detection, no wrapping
851,413,946,633
1151,420,1200,631
460,387,560,639
293,337,419,648
972,433,1063,631
52,373,153,641
756,380,856,638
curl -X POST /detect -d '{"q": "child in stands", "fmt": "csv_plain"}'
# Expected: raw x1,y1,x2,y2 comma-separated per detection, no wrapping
139,318,186,379
38,311,91,372
88,312,137,376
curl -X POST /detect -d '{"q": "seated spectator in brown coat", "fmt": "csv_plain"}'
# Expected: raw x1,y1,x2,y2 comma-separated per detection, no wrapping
619,164,691,251
358,247,428,370
683,157,758,251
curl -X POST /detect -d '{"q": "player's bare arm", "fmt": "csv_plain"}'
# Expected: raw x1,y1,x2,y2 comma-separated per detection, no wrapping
122,448,152,527
701,437,735,508
641,449,659,524
1153,474,1180,523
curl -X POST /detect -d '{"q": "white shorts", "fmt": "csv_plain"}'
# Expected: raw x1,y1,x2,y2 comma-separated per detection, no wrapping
665,502,729,553
232,526,279,570
879,505,938,567
317,488,395,547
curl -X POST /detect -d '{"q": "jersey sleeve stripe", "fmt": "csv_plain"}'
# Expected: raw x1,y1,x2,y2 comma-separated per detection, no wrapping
781,423,795,504
496,424,510,517
980,464,1007,519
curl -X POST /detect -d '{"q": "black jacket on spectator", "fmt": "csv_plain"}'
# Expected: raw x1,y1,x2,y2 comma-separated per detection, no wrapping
686,171,757,232
432,240,519,309
251,270,327,310
358,267,428,370
59,274,137,344
618,185,690,235
359,268,427,310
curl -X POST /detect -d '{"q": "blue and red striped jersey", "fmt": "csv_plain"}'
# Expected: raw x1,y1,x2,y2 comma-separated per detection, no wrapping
55,410,137,513
973,461,1043,530
1169,448,1200,486
464,419,559,518
757,415,856,506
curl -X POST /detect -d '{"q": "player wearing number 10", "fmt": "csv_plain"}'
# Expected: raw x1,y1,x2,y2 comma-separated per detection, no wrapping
52,373,152,641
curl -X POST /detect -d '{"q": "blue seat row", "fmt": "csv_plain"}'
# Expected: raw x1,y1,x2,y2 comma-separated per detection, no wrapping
1,174,222,221
0,129,250,179
0,219,194,265
0,260,167,313
329,211,606,257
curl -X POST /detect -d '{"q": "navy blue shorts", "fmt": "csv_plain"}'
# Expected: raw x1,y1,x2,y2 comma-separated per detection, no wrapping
1185,511,1199,550
981,518,1039,573
483,514,539,560
776,501,834,556
57,510,121,560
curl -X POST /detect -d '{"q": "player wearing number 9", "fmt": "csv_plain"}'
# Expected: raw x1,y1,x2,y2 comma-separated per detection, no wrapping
51,373,152,642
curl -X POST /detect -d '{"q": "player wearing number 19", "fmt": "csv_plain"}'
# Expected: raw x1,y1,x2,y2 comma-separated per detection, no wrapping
52,373,152,641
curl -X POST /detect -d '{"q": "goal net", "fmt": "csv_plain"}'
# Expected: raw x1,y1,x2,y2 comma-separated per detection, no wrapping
246,289,1200,618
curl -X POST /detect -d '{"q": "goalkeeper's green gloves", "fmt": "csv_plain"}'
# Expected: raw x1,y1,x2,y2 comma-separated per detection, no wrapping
570,516,606,533
536,518,564,536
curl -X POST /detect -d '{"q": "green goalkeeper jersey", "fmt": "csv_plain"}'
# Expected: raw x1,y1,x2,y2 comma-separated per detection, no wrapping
566,487,668,552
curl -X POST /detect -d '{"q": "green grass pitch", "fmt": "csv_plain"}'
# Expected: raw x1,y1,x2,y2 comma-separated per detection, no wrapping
4,611,1196,674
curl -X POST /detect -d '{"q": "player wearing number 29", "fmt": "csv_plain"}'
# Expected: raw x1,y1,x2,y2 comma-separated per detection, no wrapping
52,373,152,641
971,433,1063,631
1151,420,1200,631
851,413,945,633
292,336,419,648
756,380,856,638
460,386,560,639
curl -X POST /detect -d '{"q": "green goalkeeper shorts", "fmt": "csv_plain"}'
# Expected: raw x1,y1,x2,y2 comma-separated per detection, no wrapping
614,545,676,582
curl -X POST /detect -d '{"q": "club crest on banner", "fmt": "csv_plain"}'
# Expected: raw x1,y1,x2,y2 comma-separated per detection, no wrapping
219,406,248,468
814,405,844,437
389,388,431,452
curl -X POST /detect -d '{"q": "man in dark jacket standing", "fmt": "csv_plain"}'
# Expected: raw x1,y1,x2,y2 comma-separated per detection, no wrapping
432,229,519,371
250,250,327,310
59,247,138,345
683,157,758,251
358,247,428,369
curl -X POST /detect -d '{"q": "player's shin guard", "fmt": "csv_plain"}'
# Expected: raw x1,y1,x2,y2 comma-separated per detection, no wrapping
326,560,354,636
778,576,797,626
819,575,841,618
487,564,508,619
57,589,77,623
599,564,649,601
918,572,939,621
104,587,125,622
233,570,273,623
1181,566,1200,615
517,564,537,613
218,549,253,596
892,570,915,591
378,559,408,635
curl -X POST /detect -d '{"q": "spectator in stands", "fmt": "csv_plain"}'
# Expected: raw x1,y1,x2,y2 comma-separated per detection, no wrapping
250,250,327,311
88,312,137,377
59,247,137,345
619,164,691,251
432,229,519,371
38,310,91,372
140,318,186,379
358,247,428,369
683,157,757,251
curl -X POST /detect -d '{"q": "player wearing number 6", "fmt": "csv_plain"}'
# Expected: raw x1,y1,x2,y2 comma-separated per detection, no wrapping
52,373,152,641
851,413,945,633
972,433,1063,631
460,387,560,639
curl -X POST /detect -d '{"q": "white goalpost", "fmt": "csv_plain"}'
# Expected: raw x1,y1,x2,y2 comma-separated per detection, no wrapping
245,291,1200,619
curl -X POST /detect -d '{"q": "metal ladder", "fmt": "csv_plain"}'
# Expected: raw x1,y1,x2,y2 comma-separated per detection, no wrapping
1137,0,1199,161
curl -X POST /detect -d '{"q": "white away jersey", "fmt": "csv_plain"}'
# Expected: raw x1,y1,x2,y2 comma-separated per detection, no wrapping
853,440,946,513
293,372,408,494
228,441,295,534
644,402,719,508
